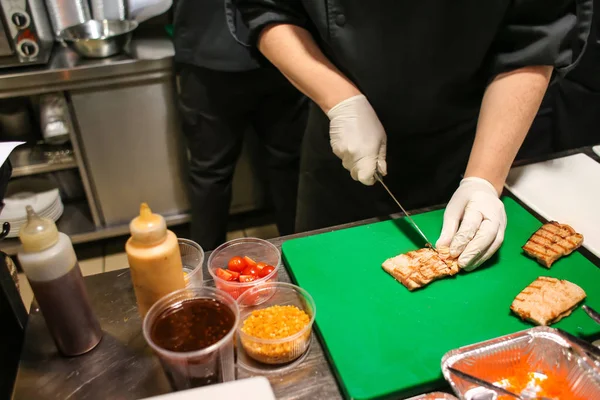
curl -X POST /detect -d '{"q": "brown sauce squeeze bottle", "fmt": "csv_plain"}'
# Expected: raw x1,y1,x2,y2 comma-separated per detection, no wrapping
17,206,102,356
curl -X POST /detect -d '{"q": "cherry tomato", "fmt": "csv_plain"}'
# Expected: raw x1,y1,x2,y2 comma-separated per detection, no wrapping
242,265,260,277
256,262,268,270
243,256,257,268
215,267,235,281
258,265,275,278
228,256,247,272
239,275,256,283
228,270,240,281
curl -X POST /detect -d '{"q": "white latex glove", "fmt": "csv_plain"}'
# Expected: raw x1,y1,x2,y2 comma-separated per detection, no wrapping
436,177,507,271
326,95,387,185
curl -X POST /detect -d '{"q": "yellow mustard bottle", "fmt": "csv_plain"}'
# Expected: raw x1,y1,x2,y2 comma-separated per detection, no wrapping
126,203,185,318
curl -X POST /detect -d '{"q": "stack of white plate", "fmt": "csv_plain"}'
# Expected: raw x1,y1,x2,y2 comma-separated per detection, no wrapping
1,180,64,238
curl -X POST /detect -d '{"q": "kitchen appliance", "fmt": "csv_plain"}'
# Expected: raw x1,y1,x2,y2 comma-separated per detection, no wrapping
281,197,600,399
0,0,53,68
44,0,91,37
90,0,127,21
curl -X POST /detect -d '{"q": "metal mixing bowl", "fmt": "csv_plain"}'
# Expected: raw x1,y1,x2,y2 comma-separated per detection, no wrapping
59,20,138,58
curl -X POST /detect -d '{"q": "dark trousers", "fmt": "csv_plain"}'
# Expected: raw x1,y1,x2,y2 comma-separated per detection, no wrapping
177,64,307,250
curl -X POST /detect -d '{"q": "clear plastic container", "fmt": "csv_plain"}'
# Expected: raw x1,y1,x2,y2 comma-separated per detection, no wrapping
179,239,204,288
236,282,316,366
142,287,239,390
207,238,280,300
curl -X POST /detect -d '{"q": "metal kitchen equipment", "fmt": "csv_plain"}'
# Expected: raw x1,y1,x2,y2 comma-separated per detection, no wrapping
0,0,53,68
584,305,600,325
447,367,526,399
90,0,127,21
44,0,91,38
442,327,600,400
59,19,137,58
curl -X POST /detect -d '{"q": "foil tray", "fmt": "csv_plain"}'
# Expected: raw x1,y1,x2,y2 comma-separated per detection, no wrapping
441,327,600,400
405,392,458,399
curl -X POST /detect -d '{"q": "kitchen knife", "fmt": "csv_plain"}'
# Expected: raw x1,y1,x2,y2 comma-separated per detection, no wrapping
374,172,434,248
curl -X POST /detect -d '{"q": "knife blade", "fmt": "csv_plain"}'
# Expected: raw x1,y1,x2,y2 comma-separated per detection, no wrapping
374,172,434,248
583,305,600,325
447,367,525,399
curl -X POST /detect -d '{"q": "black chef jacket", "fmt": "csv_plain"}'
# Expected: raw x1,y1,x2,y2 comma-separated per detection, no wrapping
233,0,590,135
173,0,259,71
231,0,592,231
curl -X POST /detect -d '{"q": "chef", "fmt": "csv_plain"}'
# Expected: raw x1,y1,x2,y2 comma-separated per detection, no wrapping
231,0,591,269
173,0,307,250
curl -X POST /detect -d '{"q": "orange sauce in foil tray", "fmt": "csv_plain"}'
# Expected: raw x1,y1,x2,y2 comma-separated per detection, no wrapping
494,366,584,400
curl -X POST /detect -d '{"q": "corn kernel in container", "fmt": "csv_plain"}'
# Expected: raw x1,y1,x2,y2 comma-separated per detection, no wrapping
240,305,310,364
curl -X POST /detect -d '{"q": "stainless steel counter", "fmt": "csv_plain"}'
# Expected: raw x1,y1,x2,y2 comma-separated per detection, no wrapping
13,223,356,400
11,148,600,399
0,36,175,99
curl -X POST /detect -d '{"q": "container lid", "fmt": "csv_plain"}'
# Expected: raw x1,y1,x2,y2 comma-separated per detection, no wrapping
19,206,59,252
129,203,167,245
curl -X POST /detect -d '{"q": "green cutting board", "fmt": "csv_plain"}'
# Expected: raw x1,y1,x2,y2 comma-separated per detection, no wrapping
282,197,600,400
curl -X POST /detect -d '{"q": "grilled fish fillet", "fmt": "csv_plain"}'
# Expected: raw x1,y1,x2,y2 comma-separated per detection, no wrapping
510,276,586,326
522,222,583,268
382,246,459,291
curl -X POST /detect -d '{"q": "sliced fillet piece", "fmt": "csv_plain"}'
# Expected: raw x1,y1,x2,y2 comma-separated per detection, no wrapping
382,247,459,291
522,221,583,268
510,276,586,326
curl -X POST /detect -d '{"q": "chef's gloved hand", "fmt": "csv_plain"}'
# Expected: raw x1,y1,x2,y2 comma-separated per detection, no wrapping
326,95,387,185
436,177,507,271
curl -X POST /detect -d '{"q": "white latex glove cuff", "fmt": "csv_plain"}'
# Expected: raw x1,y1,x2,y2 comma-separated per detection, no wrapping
326,95,387,185
436,177,507,271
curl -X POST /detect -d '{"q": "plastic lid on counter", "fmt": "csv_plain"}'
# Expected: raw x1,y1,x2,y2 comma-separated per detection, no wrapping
405,393,458,400
129,203,167,245
19,205,59,252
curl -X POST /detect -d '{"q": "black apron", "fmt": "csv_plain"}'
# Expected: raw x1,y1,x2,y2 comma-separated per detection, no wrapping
295,103,475,232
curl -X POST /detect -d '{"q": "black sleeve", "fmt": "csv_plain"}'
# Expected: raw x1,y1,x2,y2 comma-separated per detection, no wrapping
490,0,593,77
228,0,310,46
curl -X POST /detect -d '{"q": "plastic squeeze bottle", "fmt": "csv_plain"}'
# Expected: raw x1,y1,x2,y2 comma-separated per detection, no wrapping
126,203,185,318
17,206,102,356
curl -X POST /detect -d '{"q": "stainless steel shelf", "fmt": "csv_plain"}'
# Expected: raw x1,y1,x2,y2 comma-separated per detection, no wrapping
10,146,78,178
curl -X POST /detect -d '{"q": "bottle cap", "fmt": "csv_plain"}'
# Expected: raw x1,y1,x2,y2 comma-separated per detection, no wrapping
129,203,167,245
19,206,59,252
